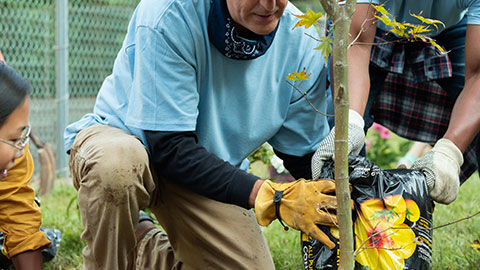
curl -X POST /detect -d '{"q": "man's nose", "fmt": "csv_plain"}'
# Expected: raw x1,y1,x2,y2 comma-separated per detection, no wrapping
259,0,276,12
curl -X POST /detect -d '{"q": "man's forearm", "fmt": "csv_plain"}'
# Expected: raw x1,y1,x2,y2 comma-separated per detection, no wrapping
443,75,480,152
347,3,377,116
443,25,480,153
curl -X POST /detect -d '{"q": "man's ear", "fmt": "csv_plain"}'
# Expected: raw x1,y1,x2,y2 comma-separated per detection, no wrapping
0,50,5,63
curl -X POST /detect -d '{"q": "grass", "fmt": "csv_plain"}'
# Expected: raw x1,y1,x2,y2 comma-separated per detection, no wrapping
39,180,84,270
38,176,479,269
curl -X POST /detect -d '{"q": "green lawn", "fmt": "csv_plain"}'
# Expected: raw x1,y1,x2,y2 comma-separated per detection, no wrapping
39,175,480,269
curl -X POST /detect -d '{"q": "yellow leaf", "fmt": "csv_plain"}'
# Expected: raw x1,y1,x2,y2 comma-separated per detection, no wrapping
426,37,446,53
471,239,480,250
286,67,311,81
408,25,433,36
292,9,323,30
389,28,406,38
410,12,445,30
374,14,392,27
371,4,389,16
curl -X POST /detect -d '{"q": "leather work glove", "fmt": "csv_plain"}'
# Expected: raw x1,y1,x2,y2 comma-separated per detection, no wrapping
255,179,342,249
411,138,463,204
312,109,365,179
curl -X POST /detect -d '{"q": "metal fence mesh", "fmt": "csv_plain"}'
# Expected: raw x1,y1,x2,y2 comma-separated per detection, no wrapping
0,0,320,177
0,0,139,176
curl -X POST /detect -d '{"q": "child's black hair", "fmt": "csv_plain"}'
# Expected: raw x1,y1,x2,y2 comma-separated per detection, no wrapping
0,62,31,127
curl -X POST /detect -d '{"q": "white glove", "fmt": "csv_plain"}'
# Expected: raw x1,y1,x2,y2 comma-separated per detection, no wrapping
312,109,365,179
411,138,463,204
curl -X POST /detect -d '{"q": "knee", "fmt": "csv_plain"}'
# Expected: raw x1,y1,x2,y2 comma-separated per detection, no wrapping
77,138,151,200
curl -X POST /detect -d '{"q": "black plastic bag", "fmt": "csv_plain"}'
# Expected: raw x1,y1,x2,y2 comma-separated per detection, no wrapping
302,156,433,270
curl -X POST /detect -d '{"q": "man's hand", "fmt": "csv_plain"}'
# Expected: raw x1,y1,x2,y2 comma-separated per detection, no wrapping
411,138,464,204
255,179,348,249
311,109,365,179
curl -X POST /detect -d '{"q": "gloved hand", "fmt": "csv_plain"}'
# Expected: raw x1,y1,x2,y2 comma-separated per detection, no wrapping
411,138,463,204
312,109,365,179
255,179,342,249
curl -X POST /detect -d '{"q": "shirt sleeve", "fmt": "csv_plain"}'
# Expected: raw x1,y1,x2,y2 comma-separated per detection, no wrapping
466,0,480,25
145,130,258,208
125,23,199,132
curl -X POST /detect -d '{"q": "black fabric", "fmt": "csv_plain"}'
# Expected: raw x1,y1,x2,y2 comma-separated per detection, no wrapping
274,150,314,179
145,130,258,209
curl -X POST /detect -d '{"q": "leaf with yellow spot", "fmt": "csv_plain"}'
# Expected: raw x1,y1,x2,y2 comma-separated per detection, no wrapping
286,67,311,81
292,9,323,30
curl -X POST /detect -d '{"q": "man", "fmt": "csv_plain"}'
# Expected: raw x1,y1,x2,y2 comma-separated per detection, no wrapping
65,0,342,269
313,1,480,205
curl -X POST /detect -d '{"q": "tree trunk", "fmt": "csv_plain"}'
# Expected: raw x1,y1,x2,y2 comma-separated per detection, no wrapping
319,0,357,269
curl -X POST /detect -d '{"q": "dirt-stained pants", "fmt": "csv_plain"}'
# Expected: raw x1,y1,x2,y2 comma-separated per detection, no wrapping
69,125,274,270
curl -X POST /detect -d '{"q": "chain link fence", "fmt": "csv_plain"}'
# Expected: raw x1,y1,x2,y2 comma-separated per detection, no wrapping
0,0,320,177
0,0,140,176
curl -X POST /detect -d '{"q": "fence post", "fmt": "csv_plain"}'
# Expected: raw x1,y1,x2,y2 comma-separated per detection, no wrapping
55,0,69,178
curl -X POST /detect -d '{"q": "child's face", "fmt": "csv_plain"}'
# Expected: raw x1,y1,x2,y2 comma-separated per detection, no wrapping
0,97,30,171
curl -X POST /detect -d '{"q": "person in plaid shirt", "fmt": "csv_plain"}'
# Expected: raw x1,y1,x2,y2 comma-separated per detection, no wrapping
313,1,480,205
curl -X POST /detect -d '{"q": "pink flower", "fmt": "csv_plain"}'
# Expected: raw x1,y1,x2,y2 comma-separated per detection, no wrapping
372,123,391,139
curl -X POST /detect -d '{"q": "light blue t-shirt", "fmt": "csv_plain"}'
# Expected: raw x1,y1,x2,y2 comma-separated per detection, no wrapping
64,0,329,168
357,0,480,34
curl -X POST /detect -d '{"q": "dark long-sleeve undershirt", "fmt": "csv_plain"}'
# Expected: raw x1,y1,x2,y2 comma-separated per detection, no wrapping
145,130,314,209
145,130,257,209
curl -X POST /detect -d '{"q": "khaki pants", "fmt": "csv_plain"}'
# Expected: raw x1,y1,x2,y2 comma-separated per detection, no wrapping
69,125,274,270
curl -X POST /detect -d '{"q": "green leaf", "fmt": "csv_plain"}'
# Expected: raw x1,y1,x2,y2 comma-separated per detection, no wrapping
314,34,333,62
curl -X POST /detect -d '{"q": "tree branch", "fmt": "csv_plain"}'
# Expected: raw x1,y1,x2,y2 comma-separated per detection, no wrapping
432,210,480,230
320,0,338,19
286,80,334,117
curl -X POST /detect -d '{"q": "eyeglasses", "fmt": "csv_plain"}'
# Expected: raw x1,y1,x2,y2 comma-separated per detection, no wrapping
0,124,31,157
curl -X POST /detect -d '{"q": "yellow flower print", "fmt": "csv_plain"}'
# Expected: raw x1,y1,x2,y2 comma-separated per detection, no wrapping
405,199,420,222
354,196,418,270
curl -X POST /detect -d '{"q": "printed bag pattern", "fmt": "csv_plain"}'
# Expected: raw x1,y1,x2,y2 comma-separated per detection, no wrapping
302,156,433,270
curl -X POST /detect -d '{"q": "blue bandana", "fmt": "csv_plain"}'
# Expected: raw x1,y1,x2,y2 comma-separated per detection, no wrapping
207,0,279,60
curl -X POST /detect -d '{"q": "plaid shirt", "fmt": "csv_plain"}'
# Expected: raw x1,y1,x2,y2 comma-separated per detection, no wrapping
369,30,477,183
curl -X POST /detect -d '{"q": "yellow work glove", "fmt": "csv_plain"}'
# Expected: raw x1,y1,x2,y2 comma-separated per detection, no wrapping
255,179,340,249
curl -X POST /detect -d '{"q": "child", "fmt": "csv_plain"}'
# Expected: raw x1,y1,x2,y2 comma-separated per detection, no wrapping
0,61,50,269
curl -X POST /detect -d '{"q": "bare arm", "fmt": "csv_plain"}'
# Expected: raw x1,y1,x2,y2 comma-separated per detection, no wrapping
443,25,480,152
347,3,377,116
11,249,43,270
